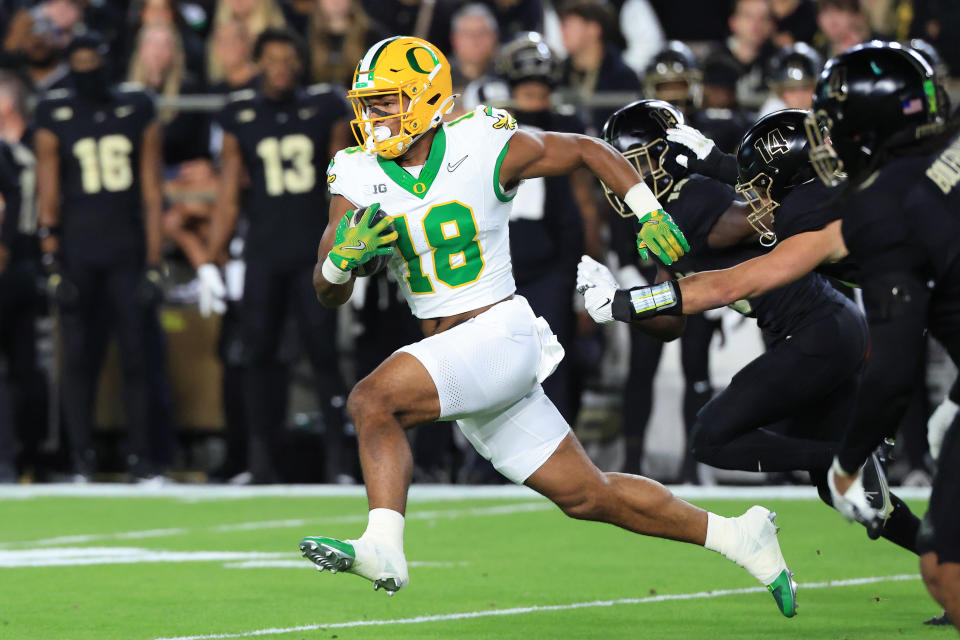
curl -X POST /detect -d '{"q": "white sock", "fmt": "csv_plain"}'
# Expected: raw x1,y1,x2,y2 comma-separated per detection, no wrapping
359,508,405,551
704,511,739,558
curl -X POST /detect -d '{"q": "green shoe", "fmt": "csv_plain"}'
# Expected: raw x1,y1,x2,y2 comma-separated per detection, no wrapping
299,536,356,574
766,569,798,618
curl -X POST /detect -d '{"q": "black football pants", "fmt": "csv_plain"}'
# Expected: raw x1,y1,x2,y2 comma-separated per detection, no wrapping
241,260,347,482
0,261,46,469
59,257,154,474
690,298,867,473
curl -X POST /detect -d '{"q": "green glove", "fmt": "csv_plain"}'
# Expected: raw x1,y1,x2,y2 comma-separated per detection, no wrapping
327,203,398,272
636,209,690,265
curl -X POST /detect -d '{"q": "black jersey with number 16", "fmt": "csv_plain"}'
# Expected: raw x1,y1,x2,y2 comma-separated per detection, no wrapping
34,86,155,262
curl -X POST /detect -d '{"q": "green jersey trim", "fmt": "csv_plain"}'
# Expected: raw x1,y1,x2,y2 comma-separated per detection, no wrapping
446,111,475,127
377,127,446,199
493,136,516,203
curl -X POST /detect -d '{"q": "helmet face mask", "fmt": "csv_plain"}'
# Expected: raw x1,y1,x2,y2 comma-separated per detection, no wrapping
735,172,778,246
601,99,685,217
347,37,454,159
602,139,673,217
804,110,844,187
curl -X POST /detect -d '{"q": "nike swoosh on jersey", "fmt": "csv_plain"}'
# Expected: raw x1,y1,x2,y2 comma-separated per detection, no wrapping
447,155,469,172
342,241,366,251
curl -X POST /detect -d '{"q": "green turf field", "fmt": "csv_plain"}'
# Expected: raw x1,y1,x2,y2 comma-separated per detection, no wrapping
0,486,946,640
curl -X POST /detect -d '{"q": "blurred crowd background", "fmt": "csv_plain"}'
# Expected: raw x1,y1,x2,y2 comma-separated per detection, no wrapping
0,0,958,486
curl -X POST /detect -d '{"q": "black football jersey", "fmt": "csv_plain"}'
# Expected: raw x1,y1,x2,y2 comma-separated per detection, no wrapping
218,85,350,265
773,180,861,285
840,134,960,283
0,138,38,261
509,109,585,284
662,174,848,341
33,86,155,261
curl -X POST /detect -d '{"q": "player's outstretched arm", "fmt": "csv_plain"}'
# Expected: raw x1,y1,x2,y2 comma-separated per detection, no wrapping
499,130,689,264
313,194,359,308
585,222,848,324
678,222,847,313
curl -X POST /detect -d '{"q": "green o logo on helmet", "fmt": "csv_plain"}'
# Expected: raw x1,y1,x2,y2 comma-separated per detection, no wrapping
406,46,439,75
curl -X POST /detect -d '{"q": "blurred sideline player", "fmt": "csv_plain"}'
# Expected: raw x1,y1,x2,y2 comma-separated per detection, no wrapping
582,42,959,627
198,28,352,484
298,36,797,618
758,43,821,116
35,33,167,479
583,102,923,556
0,73,45,482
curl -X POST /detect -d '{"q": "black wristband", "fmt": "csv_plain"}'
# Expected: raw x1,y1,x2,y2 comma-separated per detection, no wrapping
612,281,683,323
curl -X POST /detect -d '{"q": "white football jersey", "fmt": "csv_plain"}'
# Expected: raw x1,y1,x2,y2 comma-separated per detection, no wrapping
328,105,520,319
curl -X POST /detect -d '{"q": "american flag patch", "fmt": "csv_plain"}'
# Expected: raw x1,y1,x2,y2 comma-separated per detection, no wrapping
902,98,923,115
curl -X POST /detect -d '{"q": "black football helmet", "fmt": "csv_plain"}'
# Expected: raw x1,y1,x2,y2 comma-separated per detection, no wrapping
768,42,821,91
643,41,701,111
495,32,562,89
601,99,685,216
735,109,817,246
806,41,944,185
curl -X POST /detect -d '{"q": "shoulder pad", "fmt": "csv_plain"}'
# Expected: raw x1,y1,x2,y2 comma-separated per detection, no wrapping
343,145,364,155
118,82,146,92
228,89,256,103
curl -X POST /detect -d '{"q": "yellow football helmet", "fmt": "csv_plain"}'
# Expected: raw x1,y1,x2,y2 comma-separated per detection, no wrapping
347,36,455,159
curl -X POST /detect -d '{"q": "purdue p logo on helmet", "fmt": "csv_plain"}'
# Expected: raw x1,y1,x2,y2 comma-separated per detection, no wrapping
348,37,455,159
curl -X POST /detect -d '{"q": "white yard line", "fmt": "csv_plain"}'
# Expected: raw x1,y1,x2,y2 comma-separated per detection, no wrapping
151,573,922,640
223,559,468,569
0,483,933,501
0,502,554,549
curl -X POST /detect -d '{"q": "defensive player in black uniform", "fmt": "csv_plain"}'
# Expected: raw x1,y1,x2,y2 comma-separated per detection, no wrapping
588,43,960,626
35,33,166,479
200,28,352,483
581,102,925,554
0,71,45,482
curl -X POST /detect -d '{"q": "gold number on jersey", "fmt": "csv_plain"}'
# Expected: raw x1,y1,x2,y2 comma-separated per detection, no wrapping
256,134,315,196
393,200,484,293
72,135,133,194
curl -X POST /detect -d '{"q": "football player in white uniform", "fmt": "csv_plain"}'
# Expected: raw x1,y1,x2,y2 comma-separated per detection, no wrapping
299,36,797,617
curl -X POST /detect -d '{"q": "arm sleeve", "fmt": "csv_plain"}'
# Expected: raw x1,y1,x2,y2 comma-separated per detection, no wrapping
698,147,739,185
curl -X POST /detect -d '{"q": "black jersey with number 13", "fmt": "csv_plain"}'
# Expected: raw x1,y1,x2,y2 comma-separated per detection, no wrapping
218,86,349,265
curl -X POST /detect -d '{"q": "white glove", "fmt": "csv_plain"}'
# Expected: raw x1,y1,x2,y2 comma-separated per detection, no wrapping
666,124,715,161
197,263,227,317
928,397,959,460
576,255,620,324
